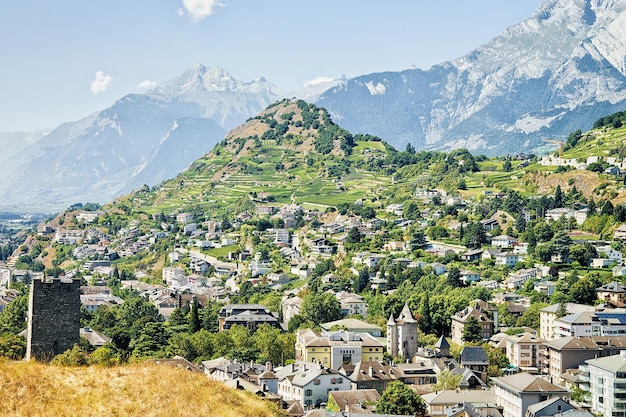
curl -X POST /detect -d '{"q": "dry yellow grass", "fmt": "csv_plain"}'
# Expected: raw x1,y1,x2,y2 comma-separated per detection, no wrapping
0,361,283,417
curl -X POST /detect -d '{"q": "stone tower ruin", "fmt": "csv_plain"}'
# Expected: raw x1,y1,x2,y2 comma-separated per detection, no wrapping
26,277,81,361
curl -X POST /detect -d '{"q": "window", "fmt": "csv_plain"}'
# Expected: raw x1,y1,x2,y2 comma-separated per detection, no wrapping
305,389,312,396
314,379,320,385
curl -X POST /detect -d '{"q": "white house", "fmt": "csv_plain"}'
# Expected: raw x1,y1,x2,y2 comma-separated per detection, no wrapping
492,235,518,248
495,252,519,267
545,208,587,225
276,362,351,409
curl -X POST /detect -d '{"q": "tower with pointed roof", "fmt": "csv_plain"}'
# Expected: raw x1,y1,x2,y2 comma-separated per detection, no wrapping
386,303,418,360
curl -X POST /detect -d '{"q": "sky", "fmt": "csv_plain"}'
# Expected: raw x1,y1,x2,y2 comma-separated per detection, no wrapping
0,0,542,132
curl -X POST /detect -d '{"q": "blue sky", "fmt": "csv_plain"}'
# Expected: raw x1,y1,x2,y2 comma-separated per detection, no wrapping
0,1,541,132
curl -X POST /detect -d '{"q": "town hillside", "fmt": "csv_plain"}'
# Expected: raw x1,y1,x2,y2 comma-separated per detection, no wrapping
3,101,626,416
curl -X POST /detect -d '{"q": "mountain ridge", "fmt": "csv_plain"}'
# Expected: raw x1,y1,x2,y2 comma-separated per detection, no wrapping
317,0,626,155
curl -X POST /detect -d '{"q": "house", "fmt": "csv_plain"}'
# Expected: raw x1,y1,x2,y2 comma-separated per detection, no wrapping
326,389,380,414
416,188,441,201
461,249,484,262
495,252,519,268
491,373,569,417
460,270,481,285
525,397,575,417
428,262,448,275
586,352,626,417
218,304,281,332
274,228,290,245
334,291,368,318
351,252,385,268
162,267,186,286
613,265,626,277
276,362,351,409
281,296,303,325
75,211,101,223
506,332,544,371
80,327,112,347
394,361,438,385
504,268,538,290
481,218,500,231
295,329,384,370
451,304,494,345
614,224,626,240
534,281,557,296
596,245,623,264
591,258,614,268
545,208,587,225
596,281,626,307
422,389,498,417
340,361,401,394
386,203,404,216
446,402,503,417
492,235,518,248
460,346,489,382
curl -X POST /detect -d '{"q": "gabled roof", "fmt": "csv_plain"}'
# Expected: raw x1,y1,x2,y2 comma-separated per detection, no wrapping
345,361,400,382
328,389,380,413
422,389,496,406
460,346,488,364
491,372,569,394
543,336,603,351
526,397,573,416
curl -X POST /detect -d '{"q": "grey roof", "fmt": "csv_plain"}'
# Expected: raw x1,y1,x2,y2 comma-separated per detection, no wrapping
597,281,626,293
587,352,626,372
422,389,496,405
526,397,573,416
435,335,450,349
491,372,569,394
540,302,595,314
460,346,488,364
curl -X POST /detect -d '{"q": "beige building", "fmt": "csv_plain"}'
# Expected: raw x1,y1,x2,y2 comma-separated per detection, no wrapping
295,329,383,370
506,332,544,371
540,336,626,385
451,303,494,345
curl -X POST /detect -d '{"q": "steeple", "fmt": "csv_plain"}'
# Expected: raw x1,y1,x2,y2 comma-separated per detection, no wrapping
399,303,417,323
387,312,396,325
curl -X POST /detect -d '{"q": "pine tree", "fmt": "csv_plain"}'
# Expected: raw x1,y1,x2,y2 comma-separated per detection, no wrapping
188,298,201,334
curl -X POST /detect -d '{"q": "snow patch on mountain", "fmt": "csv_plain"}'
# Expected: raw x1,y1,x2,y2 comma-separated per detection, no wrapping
365,81,386,95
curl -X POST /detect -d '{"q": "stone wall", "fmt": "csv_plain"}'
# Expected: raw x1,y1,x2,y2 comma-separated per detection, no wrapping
26,278,81,361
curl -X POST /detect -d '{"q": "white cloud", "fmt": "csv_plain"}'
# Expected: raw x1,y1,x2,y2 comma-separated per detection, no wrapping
178,0,224,22
90,71,114,95
137,80,157,90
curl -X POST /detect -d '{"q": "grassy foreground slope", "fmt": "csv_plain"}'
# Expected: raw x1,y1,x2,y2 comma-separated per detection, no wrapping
0,361,282,417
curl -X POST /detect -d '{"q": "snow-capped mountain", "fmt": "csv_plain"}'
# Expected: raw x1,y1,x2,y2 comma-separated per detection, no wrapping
291,76,347,102
0,65,285,209
317,0,626,154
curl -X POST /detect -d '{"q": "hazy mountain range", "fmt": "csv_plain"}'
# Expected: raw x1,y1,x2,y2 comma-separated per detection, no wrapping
2,0,626,209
